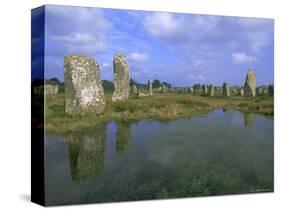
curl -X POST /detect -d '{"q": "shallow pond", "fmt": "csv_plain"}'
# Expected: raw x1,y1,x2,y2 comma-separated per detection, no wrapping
45,109,273,205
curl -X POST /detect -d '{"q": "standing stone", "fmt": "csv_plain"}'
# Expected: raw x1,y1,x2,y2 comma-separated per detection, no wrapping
268,85,274,96
64,54,105,114
161,84,167,93
148,80,153,96
132,84,138,94
112,52,130,102
189,87,194,94
208,84,214,97
244,69,256,97
222,82,231,97
240,88,244,96
45,84,59,95
202,84,208,95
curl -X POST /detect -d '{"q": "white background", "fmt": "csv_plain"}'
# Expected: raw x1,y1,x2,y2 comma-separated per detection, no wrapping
0,0,280,211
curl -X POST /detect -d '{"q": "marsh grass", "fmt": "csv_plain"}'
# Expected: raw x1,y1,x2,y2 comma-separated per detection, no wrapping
45,92,273,134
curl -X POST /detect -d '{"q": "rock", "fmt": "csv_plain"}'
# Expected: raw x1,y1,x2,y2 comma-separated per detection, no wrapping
244,69,256,97
202,84,208,95
131,84,138,94
112,52,130,102
33,84,58,95
222,82,231,97
208,84,214,96
268,85,274,96
148,80,153,96
189,87,194,94
161,84,167,93
45,84,59,95
64,54,105,114
137,92,150,97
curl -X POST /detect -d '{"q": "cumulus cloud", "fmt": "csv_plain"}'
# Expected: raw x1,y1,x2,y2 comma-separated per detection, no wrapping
45,5,111,55
232,52,256,64
127,52,148,62
144,12,219,44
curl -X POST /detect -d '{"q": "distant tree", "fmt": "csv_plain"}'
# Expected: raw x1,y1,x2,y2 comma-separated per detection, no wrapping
102,80,114,92
152,79,161,88
45,77,61,86
162,81,172,88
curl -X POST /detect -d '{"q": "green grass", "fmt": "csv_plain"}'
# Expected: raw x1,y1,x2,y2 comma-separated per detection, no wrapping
45,92,273,134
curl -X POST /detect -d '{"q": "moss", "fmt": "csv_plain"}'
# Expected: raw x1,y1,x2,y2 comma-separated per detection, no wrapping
45,93,273,134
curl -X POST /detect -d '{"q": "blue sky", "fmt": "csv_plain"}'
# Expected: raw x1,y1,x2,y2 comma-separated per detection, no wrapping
38,5,273,86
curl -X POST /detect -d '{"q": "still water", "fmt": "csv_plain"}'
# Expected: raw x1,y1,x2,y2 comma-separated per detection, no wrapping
45,109,273,205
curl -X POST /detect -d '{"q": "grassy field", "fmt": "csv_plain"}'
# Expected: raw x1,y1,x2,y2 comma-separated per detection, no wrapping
45,92,273,134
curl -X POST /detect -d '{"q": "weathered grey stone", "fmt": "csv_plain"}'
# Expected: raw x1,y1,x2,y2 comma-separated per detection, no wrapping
208,84,214,96
161,84,167,93
189,87,194,94
45,84,59,95
64,54,105,114
202,84,208,95
148,80,153,96
268,85,274,96
112,52,130,102
34,84,58,95
222,82,231,97
137,92,150,97
244,69,256,97
132,84,138,94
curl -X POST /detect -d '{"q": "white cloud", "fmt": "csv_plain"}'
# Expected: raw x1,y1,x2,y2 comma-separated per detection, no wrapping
45,6,111,55
128,52,148,62
232,52,256,64
188,74,205,81
102,63,109,67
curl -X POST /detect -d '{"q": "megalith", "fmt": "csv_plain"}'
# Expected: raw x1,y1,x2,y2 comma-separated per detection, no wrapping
148,80,153,96
208,84,214,97
112,52,130,102
222,82,231,97
244,69,256,97
64,54,105,114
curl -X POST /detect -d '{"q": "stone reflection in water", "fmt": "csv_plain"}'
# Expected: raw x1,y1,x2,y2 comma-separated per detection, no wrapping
244,112,255,128
116,121,131,154
66,124,106,181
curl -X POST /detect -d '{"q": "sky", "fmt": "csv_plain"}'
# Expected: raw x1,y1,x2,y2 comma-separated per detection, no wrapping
33,5,274,87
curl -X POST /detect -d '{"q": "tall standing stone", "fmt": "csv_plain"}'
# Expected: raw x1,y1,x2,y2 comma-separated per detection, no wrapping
222,82,231,97
244,69,256,97
64,54,105,114
208,84,214,97
202,84,208,95
112,52,130,102
161,84,167,93
148,80,153,96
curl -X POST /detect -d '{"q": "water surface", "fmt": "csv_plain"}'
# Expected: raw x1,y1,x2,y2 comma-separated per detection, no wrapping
45,109,273,205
